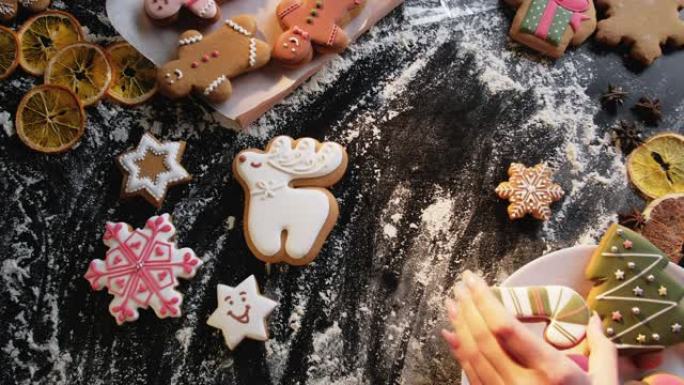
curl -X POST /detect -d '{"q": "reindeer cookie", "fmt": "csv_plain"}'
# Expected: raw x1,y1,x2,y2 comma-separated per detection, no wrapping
233,136,348,265
273,0,364,66
157,15,271,103
0,0,50,22
144,0,220,25
506,0,597,58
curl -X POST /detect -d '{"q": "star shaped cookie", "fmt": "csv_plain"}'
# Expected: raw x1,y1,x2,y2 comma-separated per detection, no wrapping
118,133,192,208
495,162,564,220
207,275,278,350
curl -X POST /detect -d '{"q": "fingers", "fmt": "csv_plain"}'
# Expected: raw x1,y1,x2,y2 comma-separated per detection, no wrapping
462,271,562,369
462,361,483,385
448,287,506,385
586,313,619,385
441,329,483,385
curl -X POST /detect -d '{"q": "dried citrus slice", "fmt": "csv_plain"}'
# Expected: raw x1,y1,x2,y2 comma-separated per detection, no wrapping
105,42,158,105
627,133,684,199
45,42,113,106
18,11,83,76
0,25,19,80
16,84,85,153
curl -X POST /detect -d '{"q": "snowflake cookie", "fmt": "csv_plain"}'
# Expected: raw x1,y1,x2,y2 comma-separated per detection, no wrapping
118,132,192,208
207,275,278,350
495,162,564,220
84,214,202,325
595,0,684,65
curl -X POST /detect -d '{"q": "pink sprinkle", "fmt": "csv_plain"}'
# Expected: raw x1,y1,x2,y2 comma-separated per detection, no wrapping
202,54,209,62
211,50,219,58
623,240,633,249
191,62,199,68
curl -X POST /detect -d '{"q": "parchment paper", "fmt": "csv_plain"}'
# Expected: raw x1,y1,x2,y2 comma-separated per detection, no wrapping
106,0,403,128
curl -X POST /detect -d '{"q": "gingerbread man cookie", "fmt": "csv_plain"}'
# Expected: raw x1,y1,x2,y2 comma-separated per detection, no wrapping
273,0,364,66
233,136,348,265
144,0,220,25
492,286,591,349
0,0,50,22
158,15,271,103
506,0,597,58
595,0,684,65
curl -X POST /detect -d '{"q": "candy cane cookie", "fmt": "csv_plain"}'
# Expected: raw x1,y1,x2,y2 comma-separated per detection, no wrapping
492,285,591,349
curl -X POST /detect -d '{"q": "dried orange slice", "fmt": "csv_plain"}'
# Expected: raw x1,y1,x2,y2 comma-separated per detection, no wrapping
0,25,19,80
45,42,112,106
18,11,83,76
16,84,85,153
105,42,158,105
627,133,684,199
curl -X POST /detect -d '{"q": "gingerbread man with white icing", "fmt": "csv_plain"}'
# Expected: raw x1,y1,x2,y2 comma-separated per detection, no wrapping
144,0,220,25
233,136,348,265
157,15,271,103
273,0,364,66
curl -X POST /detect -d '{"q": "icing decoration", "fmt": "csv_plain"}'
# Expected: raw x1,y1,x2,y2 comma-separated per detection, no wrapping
495,162,564,220
272,0,364,66
157,15,271,104
628,261,636,269
491,285,590,349
586,224,684,351
673,323,682,333
207,275,278,350
117,132,191,208
144,0,218,21
623,239,634,249
179,34,203,46
233,136,348,265
520,0,590,46
615,269,625,280
612,310,622,322
84,214,202,324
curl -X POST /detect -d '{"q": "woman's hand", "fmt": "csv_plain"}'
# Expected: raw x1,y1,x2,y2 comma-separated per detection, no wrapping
441,270,619,385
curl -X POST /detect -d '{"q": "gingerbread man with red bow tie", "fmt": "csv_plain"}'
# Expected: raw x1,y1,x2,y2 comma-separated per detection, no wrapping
272,0,364,66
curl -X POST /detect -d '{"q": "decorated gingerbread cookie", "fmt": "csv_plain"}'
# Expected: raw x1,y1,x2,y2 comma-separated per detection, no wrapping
273,0,364,66
595,0,684,65
506,0,597,58
492,286,591,349
84,214,202,324
585,224,684,353
233,136,348,265
495,162,565,220
117,132,192,208
144,0,220,25
158,15,271,103
207,275,278,349
0,0,50,22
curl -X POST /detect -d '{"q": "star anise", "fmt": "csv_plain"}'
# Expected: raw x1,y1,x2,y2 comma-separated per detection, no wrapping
612,120,644,154
618,208,647,231
600,84,628,109
632,97,662,125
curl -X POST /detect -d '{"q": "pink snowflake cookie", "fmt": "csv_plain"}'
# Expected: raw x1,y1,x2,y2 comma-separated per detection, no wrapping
84,214,202,324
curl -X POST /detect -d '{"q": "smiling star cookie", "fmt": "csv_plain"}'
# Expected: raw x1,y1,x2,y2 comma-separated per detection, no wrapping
207,275,278,350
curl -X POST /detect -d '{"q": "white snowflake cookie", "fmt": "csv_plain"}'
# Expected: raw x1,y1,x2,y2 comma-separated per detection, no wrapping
84,214,202,324
207,275,278,349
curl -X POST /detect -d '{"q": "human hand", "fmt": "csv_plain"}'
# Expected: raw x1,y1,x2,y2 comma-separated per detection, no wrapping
441,270,619,385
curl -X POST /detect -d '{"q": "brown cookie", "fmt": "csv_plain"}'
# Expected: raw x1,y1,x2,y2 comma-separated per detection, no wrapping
642,193,684,264
157,15,271,103
0,0,50,22
117,132,192,208
508,0,597,58
272,0,364,66
233,136,348,266
595,0,684,65
144,0,221,26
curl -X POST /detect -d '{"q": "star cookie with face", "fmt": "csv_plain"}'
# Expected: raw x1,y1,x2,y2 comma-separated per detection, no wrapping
207,275,278,350
117,133,192,208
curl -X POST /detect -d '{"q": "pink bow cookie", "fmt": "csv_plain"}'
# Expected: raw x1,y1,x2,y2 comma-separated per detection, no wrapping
145,0,218,22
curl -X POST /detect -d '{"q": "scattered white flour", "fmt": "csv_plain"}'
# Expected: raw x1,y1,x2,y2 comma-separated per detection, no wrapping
0,110,13,136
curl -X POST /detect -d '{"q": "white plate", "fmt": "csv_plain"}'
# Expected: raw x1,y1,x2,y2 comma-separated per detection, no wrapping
461,245,684,384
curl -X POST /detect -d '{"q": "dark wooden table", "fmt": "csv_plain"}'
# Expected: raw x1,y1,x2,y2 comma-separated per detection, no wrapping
1,1,682,384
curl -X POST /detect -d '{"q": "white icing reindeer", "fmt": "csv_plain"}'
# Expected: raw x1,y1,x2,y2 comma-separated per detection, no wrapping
233,136,348,265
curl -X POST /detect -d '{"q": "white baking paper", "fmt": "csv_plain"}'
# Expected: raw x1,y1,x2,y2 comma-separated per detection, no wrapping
106,0,403,128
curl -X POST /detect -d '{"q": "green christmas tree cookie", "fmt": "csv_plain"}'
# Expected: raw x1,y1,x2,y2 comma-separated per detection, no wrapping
586,224,683,353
